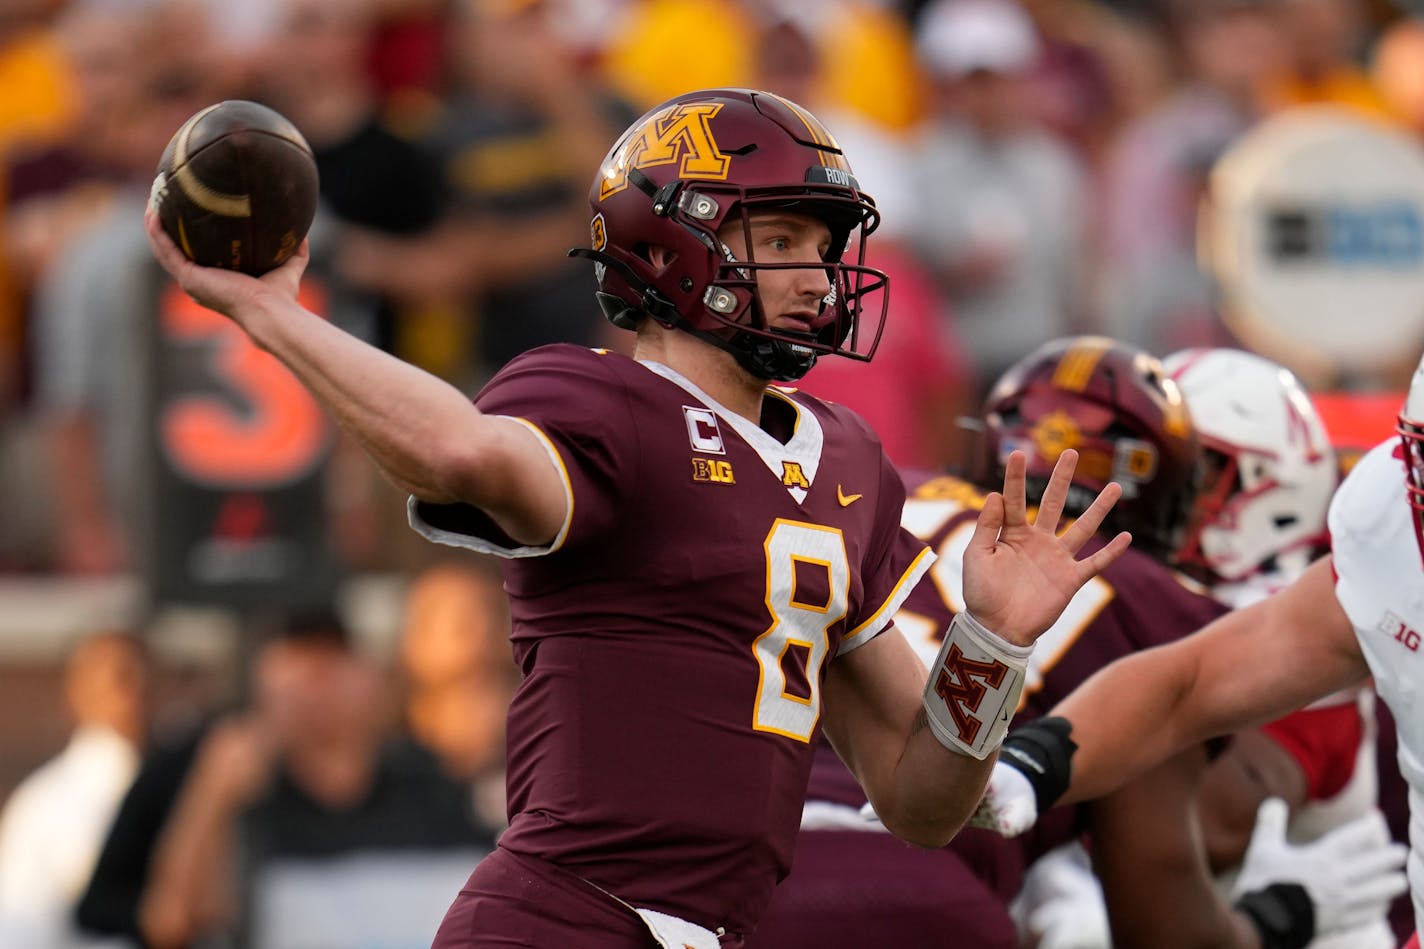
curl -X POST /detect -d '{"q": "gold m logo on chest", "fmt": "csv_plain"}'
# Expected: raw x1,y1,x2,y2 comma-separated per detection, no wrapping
933,644,1009,745
781,461,810,490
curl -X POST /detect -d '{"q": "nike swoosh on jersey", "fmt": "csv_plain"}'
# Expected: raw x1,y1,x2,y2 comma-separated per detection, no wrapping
837,485,863,506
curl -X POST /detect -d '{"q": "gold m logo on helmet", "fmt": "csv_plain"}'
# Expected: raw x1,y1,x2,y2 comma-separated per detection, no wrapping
598,103,731,200
1032,411,1081,461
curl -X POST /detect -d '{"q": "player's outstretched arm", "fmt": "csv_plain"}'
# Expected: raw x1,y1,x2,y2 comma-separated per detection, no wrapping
823,450,1131,847
972,557,1371,838
143,208,566,545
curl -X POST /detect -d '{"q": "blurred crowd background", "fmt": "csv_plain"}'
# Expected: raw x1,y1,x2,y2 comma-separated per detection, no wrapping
3,0,1424,945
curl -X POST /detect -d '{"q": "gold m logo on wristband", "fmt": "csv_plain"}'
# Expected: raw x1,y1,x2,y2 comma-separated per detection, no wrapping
934,645,1009,745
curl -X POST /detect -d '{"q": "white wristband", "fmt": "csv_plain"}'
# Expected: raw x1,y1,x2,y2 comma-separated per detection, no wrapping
923,612,1032,759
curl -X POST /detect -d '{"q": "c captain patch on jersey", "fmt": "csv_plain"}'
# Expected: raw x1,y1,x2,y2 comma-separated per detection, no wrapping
151,100,319,276
684,406,726,453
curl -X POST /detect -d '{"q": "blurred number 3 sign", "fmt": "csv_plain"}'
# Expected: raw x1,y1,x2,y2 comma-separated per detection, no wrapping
159,283,330,486
148,277,337,609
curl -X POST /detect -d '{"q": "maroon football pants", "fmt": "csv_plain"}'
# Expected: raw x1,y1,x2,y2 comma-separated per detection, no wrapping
744,829,1017,949
431,846,746,949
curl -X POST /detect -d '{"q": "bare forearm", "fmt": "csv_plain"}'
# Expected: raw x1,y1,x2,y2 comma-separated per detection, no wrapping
875,709,994,848
1053,648,1209,803
234,292,485,502
1057,578,1364,804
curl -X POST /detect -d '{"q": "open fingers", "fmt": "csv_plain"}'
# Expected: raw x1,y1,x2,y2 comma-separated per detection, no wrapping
1034,449,1079,535
969,491,1005,553
1000,450,1028,527
1057,481,1123,553
1077,530,1131,579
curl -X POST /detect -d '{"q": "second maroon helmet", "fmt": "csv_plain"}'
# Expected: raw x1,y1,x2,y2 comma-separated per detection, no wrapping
572,88,889,381
974,336,1203,559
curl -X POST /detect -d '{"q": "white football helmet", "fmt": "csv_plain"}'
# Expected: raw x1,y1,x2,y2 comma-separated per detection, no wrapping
1164,348,1337,583
1400,352,1424,568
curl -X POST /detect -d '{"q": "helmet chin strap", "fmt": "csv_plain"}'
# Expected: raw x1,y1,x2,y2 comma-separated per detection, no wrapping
678,322,820,382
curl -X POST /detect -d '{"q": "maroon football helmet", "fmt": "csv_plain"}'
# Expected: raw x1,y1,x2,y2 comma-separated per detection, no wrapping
973,336,1203,559
572,88,889,381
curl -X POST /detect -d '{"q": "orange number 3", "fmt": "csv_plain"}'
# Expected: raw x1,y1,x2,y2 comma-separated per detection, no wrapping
159,283,331,487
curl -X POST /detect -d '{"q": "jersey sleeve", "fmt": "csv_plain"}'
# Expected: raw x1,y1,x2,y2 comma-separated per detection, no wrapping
409,346,634,558
1258,702,1366,800
840,438,935,654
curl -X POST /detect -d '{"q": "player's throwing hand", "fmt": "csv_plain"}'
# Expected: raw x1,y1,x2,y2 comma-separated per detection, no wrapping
143,206,308,321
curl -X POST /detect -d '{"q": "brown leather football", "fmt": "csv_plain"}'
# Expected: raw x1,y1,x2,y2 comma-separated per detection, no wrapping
151,100,319,276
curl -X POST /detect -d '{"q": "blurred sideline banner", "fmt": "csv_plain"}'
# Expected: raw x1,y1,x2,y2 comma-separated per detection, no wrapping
1203,106,1424,387
142,271,339,610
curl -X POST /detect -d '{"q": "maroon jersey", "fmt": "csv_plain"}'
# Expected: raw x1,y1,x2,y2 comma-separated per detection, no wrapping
411,345,932,936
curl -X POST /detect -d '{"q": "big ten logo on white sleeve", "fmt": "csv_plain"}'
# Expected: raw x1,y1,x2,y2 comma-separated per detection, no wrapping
894,496,1113,706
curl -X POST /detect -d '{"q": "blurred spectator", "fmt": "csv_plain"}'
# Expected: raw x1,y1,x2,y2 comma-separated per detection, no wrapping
0,0,79,410
803,0,926,133
1015,0,1128,159
79,614,488,949
338,0,632,387
1370,15,1424,133
599,0,754,111
366,0,452,102
1096,0,1286,355
251,0,446,355
746,12,977,470
1261,0,1394,118
0,631,151,949
398,561,518,832
20,2,235,576
909,0,1091,390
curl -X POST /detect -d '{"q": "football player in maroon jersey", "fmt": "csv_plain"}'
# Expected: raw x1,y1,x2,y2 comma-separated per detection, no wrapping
144,89,1127,948
753,337,1404,949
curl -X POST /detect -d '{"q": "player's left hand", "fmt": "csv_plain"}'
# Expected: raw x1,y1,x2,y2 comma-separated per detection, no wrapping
962,449,1129,647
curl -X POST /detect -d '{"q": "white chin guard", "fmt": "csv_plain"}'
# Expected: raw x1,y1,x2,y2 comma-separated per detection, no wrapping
923,611,1032,759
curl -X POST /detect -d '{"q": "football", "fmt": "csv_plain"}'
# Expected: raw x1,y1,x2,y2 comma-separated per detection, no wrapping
151,100,319,276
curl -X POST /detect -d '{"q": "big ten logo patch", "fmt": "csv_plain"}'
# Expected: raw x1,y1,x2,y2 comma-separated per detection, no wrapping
692,457,736,484
1380,611,1422,652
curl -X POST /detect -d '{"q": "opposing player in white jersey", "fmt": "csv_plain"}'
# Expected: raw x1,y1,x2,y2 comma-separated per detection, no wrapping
973,349,1424,947
1012,347,1397,948
1168,349,1393,946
